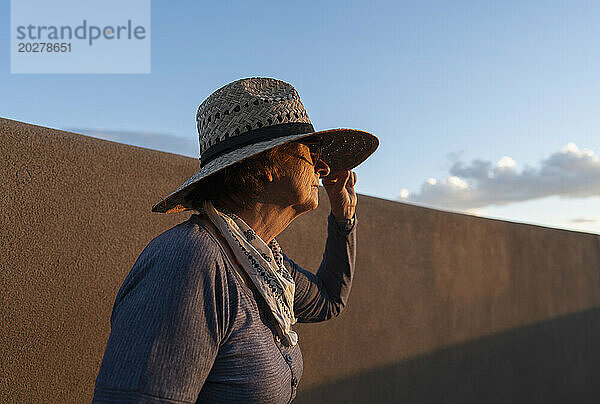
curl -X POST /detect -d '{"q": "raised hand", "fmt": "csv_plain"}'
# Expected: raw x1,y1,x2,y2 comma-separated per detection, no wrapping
322,170,357,220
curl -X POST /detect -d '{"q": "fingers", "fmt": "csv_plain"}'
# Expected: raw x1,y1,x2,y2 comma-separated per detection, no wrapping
323,171,356,193
347,171,357,187
340,170,351,187
324,173,345,191
323,170,349,183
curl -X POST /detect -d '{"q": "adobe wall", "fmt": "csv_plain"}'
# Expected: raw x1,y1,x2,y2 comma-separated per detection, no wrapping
2,117,599,403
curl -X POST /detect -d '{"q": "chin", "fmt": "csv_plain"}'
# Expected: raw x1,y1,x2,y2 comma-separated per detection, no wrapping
308,192,319,211
292,198,318,215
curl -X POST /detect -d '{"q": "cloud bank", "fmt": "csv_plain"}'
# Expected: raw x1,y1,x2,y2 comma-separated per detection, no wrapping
401,143,600,209
71,128,198,158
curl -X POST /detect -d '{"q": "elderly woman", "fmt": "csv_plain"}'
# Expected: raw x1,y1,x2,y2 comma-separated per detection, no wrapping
93,78,378,403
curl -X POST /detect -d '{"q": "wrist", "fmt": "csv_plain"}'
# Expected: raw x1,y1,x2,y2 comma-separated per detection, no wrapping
332,210,355,221
332,213,356,232
331,207,355,220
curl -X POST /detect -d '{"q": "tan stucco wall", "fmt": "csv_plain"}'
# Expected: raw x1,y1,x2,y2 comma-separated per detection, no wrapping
2,117,600,403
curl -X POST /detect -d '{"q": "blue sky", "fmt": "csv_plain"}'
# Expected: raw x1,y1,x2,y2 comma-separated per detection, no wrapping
2,0,599,234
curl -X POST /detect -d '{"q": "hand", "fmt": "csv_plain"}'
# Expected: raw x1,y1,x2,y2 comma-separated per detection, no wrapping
322,170,357,219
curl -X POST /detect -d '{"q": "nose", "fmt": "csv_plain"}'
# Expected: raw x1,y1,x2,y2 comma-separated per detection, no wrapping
315,159,330,178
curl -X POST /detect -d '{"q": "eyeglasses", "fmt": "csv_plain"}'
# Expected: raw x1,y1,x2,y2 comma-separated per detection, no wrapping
294,137,324,166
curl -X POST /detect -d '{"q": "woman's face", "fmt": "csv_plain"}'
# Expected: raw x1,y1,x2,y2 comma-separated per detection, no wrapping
269,143,330,215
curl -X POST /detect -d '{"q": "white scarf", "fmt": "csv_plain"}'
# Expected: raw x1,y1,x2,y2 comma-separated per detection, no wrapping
200,200,298,346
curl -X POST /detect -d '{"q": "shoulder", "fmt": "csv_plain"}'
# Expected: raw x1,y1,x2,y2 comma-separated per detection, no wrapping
146,214,221,257
136,214,233,276
116,215,232,305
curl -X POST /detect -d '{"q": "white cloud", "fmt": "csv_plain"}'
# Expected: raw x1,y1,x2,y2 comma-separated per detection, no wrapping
497,156,516,169
447,176,469,189
570,217,599,224
70,128,198,158
403,143,600,209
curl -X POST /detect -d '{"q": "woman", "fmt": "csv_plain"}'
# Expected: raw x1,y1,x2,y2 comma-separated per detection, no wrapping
93,77,378,403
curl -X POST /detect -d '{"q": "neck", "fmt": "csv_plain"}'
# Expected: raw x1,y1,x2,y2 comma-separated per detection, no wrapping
231,202,300,243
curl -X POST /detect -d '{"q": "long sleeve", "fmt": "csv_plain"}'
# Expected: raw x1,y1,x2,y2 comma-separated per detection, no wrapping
93,224,233,404
286,212,357,323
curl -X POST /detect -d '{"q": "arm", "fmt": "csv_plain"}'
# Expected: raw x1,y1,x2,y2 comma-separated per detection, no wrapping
93,227,232,403
287,212,356,322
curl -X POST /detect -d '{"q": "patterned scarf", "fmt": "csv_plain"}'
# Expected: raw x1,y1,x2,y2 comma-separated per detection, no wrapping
199,200,298,346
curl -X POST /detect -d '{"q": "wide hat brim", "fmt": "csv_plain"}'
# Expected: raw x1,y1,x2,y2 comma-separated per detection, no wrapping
152,128,378,213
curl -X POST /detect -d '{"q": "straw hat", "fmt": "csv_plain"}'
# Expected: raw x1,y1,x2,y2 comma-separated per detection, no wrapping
152,77,379,213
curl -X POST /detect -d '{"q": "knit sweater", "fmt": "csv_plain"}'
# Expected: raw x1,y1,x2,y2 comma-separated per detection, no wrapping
93,212,356,403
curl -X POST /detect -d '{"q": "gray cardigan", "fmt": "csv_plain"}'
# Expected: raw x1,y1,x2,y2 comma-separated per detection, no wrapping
93,212,356,403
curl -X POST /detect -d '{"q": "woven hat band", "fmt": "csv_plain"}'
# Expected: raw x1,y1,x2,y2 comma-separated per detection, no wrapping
200,122,315,167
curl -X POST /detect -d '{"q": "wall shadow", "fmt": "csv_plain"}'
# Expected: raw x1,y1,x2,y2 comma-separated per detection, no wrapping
295,306,600,404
